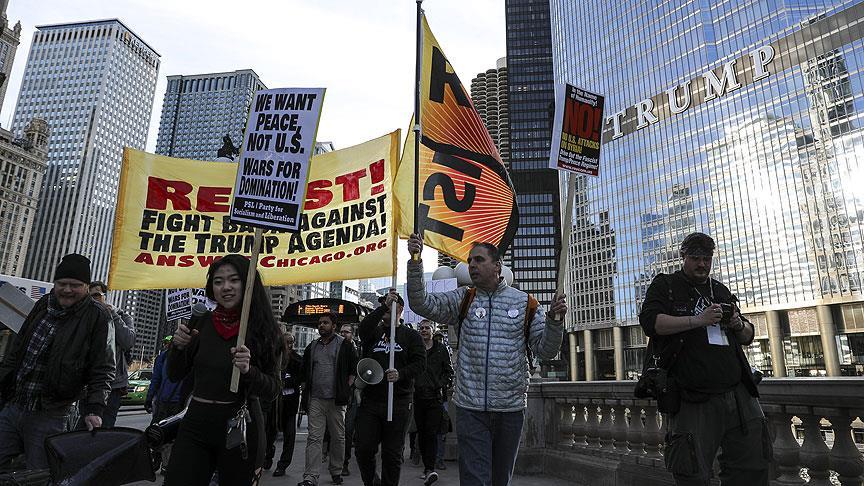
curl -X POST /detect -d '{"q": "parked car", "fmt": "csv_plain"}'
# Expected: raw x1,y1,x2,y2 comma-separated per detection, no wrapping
121,368,153,406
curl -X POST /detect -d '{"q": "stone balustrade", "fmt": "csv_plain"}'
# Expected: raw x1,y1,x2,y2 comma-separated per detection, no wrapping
516,378,864,486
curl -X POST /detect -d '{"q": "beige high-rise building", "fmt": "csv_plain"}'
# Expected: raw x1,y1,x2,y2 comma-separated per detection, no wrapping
0,118,49,276
0,0,21,115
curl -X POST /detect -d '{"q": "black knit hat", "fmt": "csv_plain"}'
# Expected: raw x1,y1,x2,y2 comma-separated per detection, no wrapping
680,233,715,257
54,254,92,284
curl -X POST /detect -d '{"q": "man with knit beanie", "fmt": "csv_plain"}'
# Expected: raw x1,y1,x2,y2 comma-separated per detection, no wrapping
0,254,115,471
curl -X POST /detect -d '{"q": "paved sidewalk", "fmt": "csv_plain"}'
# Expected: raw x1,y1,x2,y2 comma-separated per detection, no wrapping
124,413,564,486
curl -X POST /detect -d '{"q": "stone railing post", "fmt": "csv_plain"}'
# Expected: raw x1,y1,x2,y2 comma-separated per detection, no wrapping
557,398,574,449
599,401,615,450
828,411,864,486
798,410,832,486
764,406,804,485
586,401,601,448
643,404,663,458
573,401,588,448
628,402,647,456
612,401,629,452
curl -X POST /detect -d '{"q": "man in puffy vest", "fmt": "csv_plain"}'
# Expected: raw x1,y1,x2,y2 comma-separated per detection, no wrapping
406,234,566,486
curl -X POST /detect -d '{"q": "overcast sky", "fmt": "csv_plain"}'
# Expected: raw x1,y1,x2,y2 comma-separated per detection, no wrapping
1,0,506,283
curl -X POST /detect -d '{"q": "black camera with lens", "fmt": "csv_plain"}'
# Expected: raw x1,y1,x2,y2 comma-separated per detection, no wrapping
719,302,736,326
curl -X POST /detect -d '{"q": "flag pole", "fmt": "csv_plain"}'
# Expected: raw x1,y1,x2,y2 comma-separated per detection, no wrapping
412,0,423,245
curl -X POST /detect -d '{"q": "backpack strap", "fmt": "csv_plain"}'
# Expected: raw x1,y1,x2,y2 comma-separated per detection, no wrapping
456,287,476,343
524,294,539,371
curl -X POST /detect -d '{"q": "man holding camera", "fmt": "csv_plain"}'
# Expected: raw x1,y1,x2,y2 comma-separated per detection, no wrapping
639,233,769,486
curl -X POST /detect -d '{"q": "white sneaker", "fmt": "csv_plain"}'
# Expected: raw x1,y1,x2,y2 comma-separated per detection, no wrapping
424,471,438,485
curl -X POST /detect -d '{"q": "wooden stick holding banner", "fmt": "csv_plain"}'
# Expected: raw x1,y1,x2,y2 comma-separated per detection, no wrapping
548,83,606,321
227,87,325,393
230,227,262,392
555,174,577,321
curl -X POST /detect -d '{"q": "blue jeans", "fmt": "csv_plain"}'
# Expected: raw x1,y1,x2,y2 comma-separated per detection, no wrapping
0,402,70,470
452,405,524,486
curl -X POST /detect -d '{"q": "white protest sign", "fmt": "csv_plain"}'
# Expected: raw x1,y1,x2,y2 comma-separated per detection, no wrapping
230,87,326,231
190,288,217,312
165,288,192,321
403,278,458,324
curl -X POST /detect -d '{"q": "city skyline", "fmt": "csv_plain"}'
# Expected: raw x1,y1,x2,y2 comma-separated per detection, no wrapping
0,0,506,154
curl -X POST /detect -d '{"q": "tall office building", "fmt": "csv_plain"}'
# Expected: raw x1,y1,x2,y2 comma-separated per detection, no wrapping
505,0,561,305
0,119,49,276
0,0,21,115
551,0,864,379
155,70,267,160
12,20,159,360
14,19,159,282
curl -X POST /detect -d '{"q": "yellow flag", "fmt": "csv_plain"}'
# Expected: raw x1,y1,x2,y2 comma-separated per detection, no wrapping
394,16,518,262
109,131,399,290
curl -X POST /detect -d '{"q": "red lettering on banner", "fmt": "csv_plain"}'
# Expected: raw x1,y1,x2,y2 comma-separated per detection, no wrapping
178,255,195,267
156,255,176,266
369,159,385,195
305,180,333,210
146,177,233,212
335,169,366,202
197,255,220,267
146,177,193,210
134,252,154,264
197,186,232,212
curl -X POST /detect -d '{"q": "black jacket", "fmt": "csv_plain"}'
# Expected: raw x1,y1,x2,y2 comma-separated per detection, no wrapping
279,349,303,413
639,271,759,398
167,313,280,402
358,305,426,402
0,293,115,416
301,335,357,408
415,340,454,401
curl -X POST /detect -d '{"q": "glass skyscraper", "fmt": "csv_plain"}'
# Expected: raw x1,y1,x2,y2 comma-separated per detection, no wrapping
506,0,562,307
550,0,864,379
12,19,160,361
13,19,160,283
155,69,267,160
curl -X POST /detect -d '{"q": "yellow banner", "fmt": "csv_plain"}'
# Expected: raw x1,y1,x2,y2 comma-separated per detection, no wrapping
394,16,518,262
108,132,399,290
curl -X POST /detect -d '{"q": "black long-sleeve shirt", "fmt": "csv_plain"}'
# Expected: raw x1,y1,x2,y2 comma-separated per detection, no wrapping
166,313,279,402
358,305,426,402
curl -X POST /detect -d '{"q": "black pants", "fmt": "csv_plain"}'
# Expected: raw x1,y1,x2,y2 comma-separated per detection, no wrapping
276,395,299,469
413,397,443,472
262,399,277,465
355,399,411,486
665,384,770,486
344,400,357,464
164,400,263,486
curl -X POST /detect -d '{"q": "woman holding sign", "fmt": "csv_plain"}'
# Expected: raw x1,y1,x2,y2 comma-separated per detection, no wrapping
164,254,282,486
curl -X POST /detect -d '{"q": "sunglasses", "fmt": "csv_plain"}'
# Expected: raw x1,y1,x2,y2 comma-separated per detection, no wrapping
419,326,433,330
90,292,104,298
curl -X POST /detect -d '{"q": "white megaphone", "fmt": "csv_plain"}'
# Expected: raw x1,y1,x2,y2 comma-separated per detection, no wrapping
355,358,384,389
